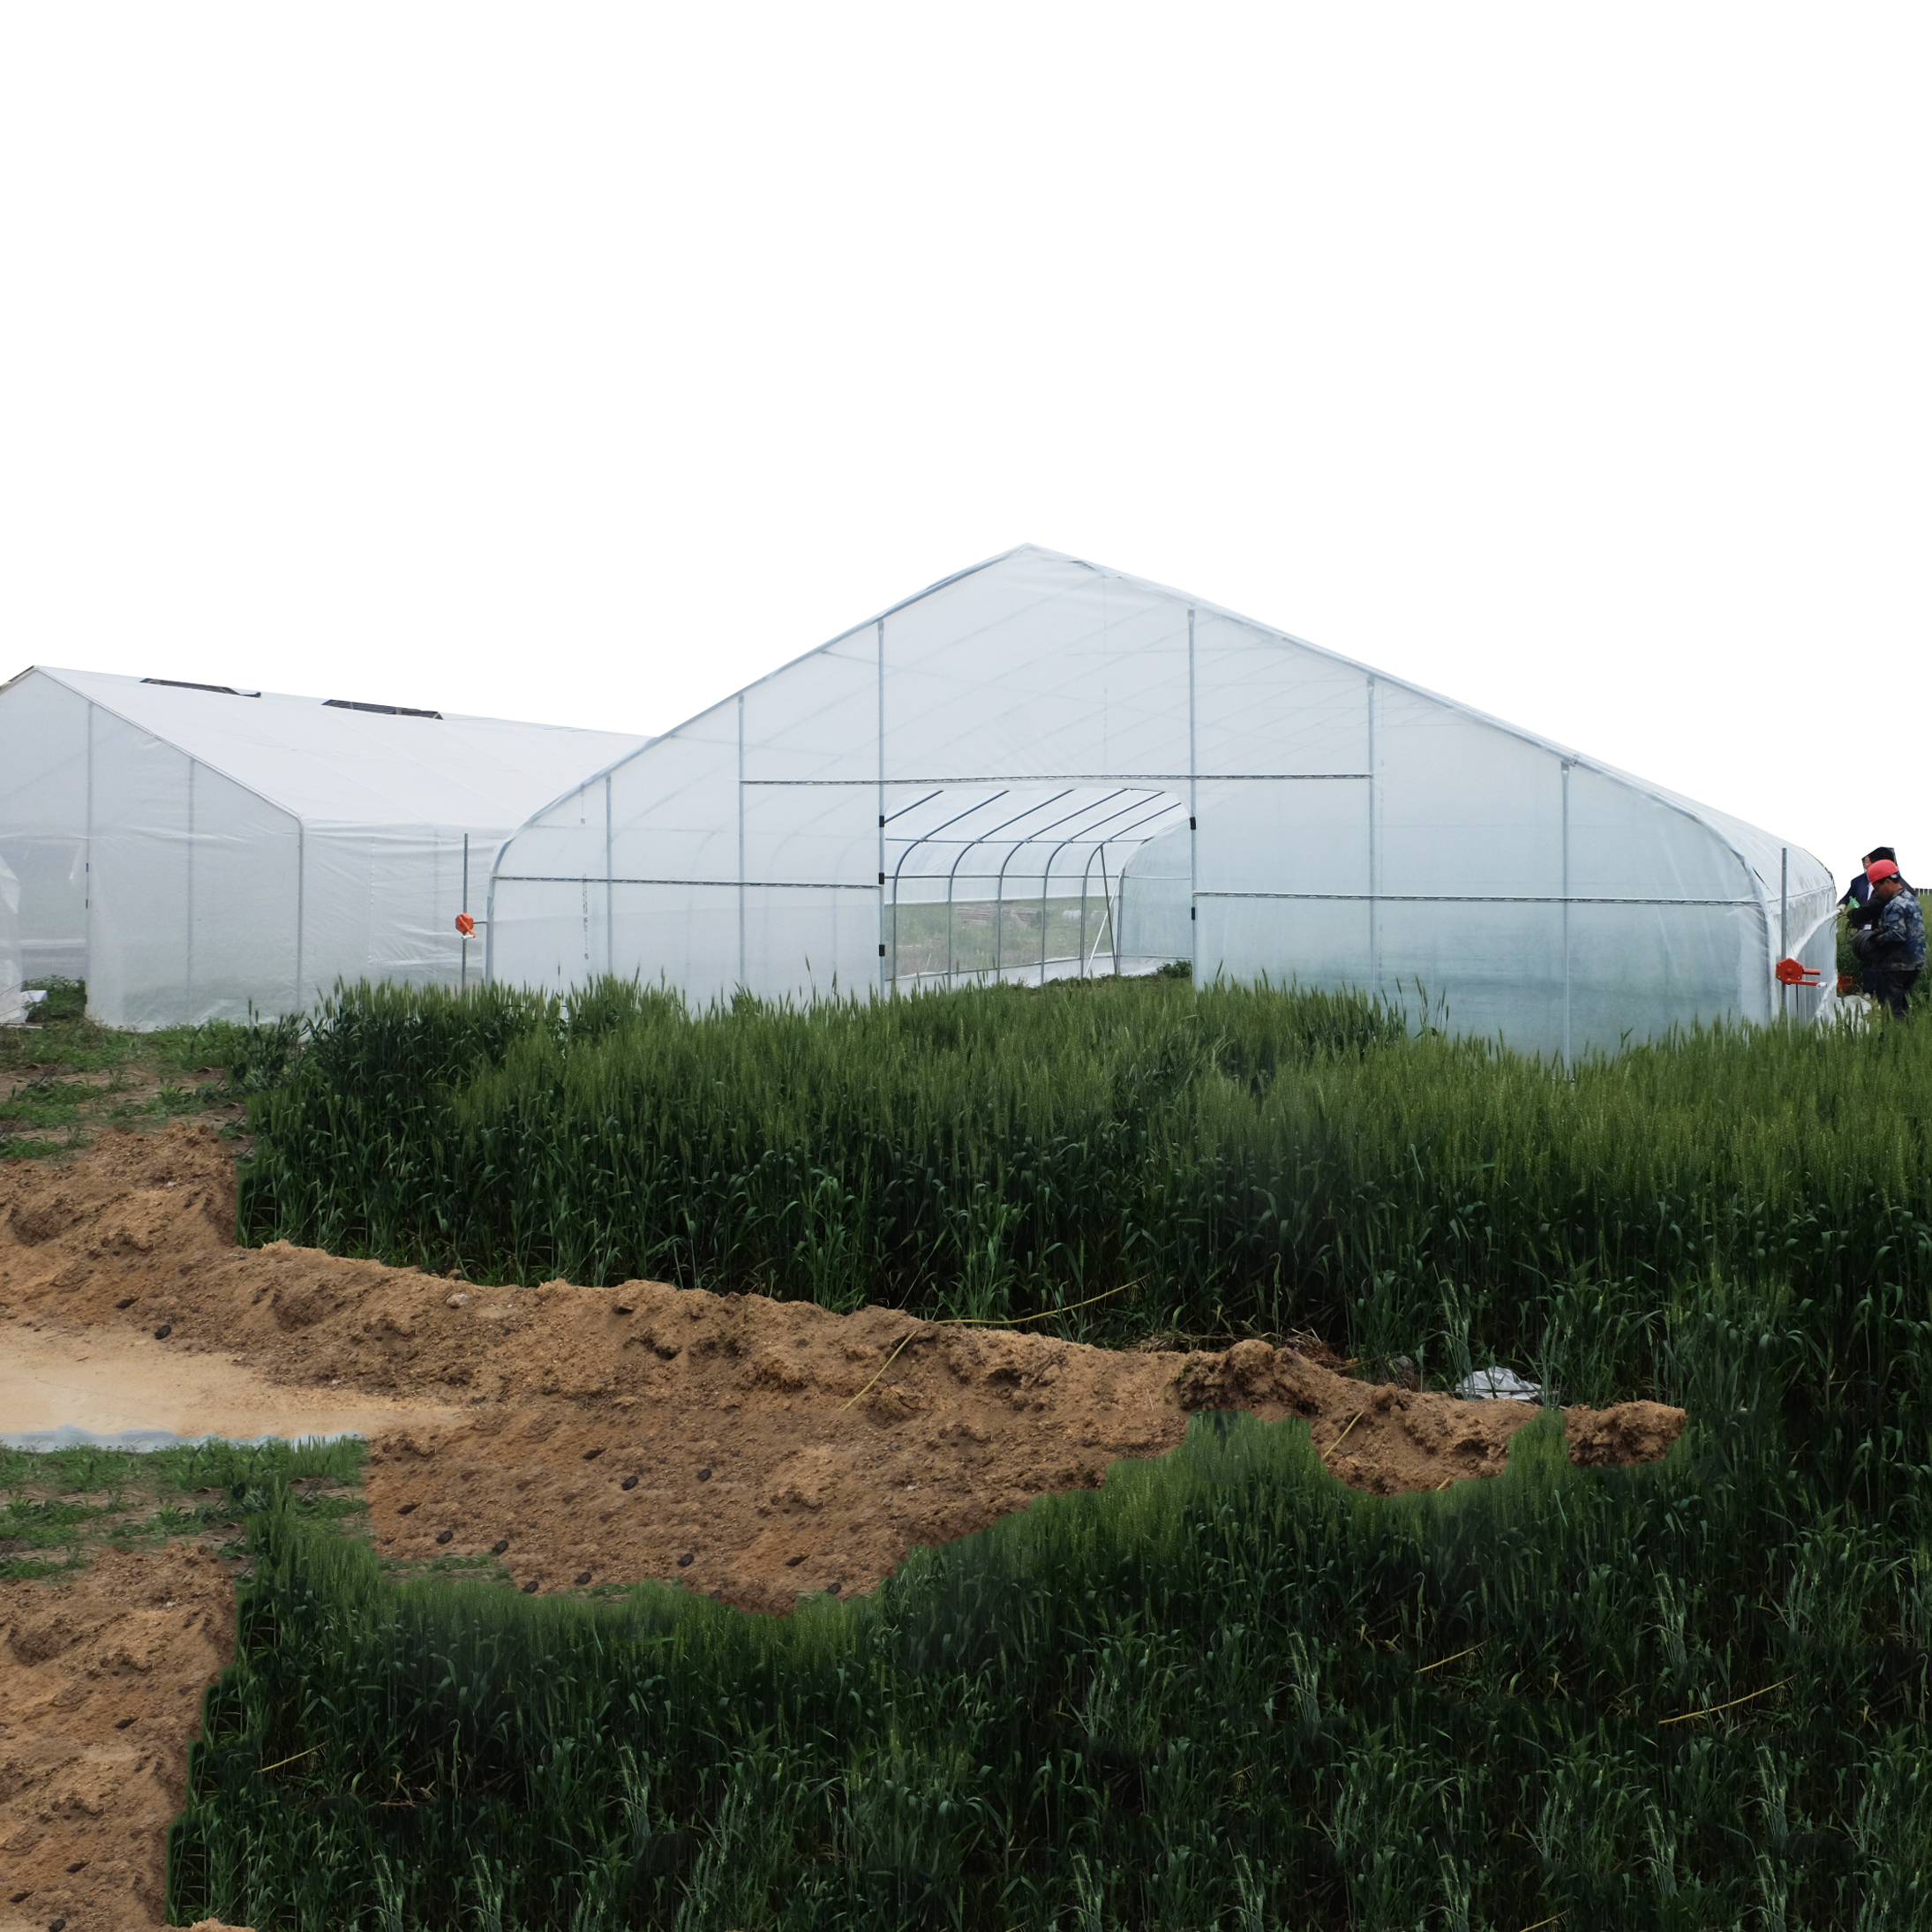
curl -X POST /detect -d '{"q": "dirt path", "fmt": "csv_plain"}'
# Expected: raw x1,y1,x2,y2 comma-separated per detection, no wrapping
0,1543,235,1932
0,1124,1687,1925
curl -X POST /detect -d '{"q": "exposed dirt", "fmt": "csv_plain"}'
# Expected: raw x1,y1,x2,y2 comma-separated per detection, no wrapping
0,1544,234,1932
0,1055,247,1162
3,1124,1687,1614
0,1124,1688,1922
0,1064,230,1109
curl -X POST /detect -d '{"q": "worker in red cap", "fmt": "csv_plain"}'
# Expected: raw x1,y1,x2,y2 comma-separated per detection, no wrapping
1850,858,1924,1018
1841,845,1905,928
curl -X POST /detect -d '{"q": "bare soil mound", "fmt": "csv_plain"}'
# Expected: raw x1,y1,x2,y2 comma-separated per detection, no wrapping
1,1124,1688,1614
0,1543,234,1932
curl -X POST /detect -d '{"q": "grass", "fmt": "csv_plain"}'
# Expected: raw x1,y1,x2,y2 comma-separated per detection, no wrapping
0,1436,368,1580
0,980,299,1156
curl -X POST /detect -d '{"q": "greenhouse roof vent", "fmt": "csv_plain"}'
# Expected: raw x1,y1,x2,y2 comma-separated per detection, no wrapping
142,678,261,697
323,698,444,719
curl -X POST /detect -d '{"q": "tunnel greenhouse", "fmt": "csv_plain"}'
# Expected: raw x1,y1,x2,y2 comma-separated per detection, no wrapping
485,546,1837,1057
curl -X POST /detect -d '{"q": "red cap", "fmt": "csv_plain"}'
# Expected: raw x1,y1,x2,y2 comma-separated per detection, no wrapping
1867,859,1900,883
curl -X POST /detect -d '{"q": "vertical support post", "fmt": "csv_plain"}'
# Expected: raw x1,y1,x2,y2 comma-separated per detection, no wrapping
1079,847,1091,978
876,620,887,996
295,823,305,1013
84,703,94,1004
994,848,1005,980
1560,761,1572,1069
1040,845,1052,985
1366,677,1379,995
485,866,496,985
1187,609,1199,983
1779,845,1789,1019
605,774,614,978
1080,843,1112,976
184,757,195,1009
733,695,741,989
461,833,470,993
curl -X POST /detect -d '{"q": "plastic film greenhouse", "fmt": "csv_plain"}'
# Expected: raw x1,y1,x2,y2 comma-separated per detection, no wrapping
0,667,646,1028
486,546,1837,1056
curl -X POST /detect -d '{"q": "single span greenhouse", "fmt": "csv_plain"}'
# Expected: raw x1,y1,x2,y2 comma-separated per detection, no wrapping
485,547,1836,1057
0,667,647,1028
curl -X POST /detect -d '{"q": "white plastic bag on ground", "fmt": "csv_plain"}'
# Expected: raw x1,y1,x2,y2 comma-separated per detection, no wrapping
1455,1364,1544,1402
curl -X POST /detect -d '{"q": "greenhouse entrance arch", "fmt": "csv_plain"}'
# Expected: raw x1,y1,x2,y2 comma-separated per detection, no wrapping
882,782,1185,989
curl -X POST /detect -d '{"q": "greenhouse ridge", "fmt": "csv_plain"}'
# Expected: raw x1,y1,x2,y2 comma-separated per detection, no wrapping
1,547,1836,1050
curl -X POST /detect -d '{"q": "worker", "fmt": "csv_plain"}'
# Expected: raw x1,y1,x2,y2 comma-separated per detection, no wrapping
1841,846,1904,928
1849,858,1924,1017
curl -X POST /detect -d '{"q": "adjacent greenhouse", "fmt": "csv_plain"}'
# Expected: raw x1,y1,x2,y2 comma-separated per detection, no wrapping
485,546,1837,1056
0,667,646,1027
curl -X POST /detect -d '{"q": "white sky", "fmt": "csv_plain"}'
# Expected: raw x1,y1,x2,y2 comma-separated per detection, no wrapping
4,6,1926,892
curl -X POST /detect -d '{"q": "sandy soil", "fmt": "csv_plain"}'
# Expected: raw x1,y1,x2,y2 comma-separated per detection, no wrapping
0,1123,1688,1924
0,1543,234,1932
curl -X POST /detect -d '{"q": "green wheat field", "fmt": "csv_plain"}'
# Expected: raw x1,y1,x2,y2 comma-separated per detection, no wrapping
147,972,1932,1928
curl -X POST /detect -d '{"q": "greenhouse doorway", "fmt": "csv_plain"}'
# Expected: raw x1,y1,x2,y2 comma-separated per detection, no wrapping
882,783,1188,991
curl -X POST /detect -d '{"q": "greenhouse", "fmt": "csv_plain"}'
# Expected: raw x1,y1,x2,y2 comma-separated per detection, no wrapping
0,667,646,1027
485,545,1837,1056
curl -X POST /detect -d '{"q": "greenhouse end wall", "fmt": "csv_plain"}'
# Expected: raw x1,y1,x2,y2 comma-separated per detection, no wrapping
488,547,1837,1056
0,667,646,1028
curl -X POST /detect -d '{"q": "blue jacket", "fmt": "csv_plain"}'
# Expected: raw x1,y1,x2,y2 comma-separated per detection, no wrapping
1853,887,1927,972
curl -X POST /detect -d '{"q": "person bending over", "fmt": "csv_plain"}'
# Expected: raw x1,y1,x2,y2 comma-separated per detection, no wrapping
1850,859,1925,1017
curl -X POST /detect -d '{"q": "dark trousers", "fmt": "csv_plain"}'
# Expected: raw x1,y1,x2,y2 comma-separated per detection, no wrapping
1861,963,1921,1019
